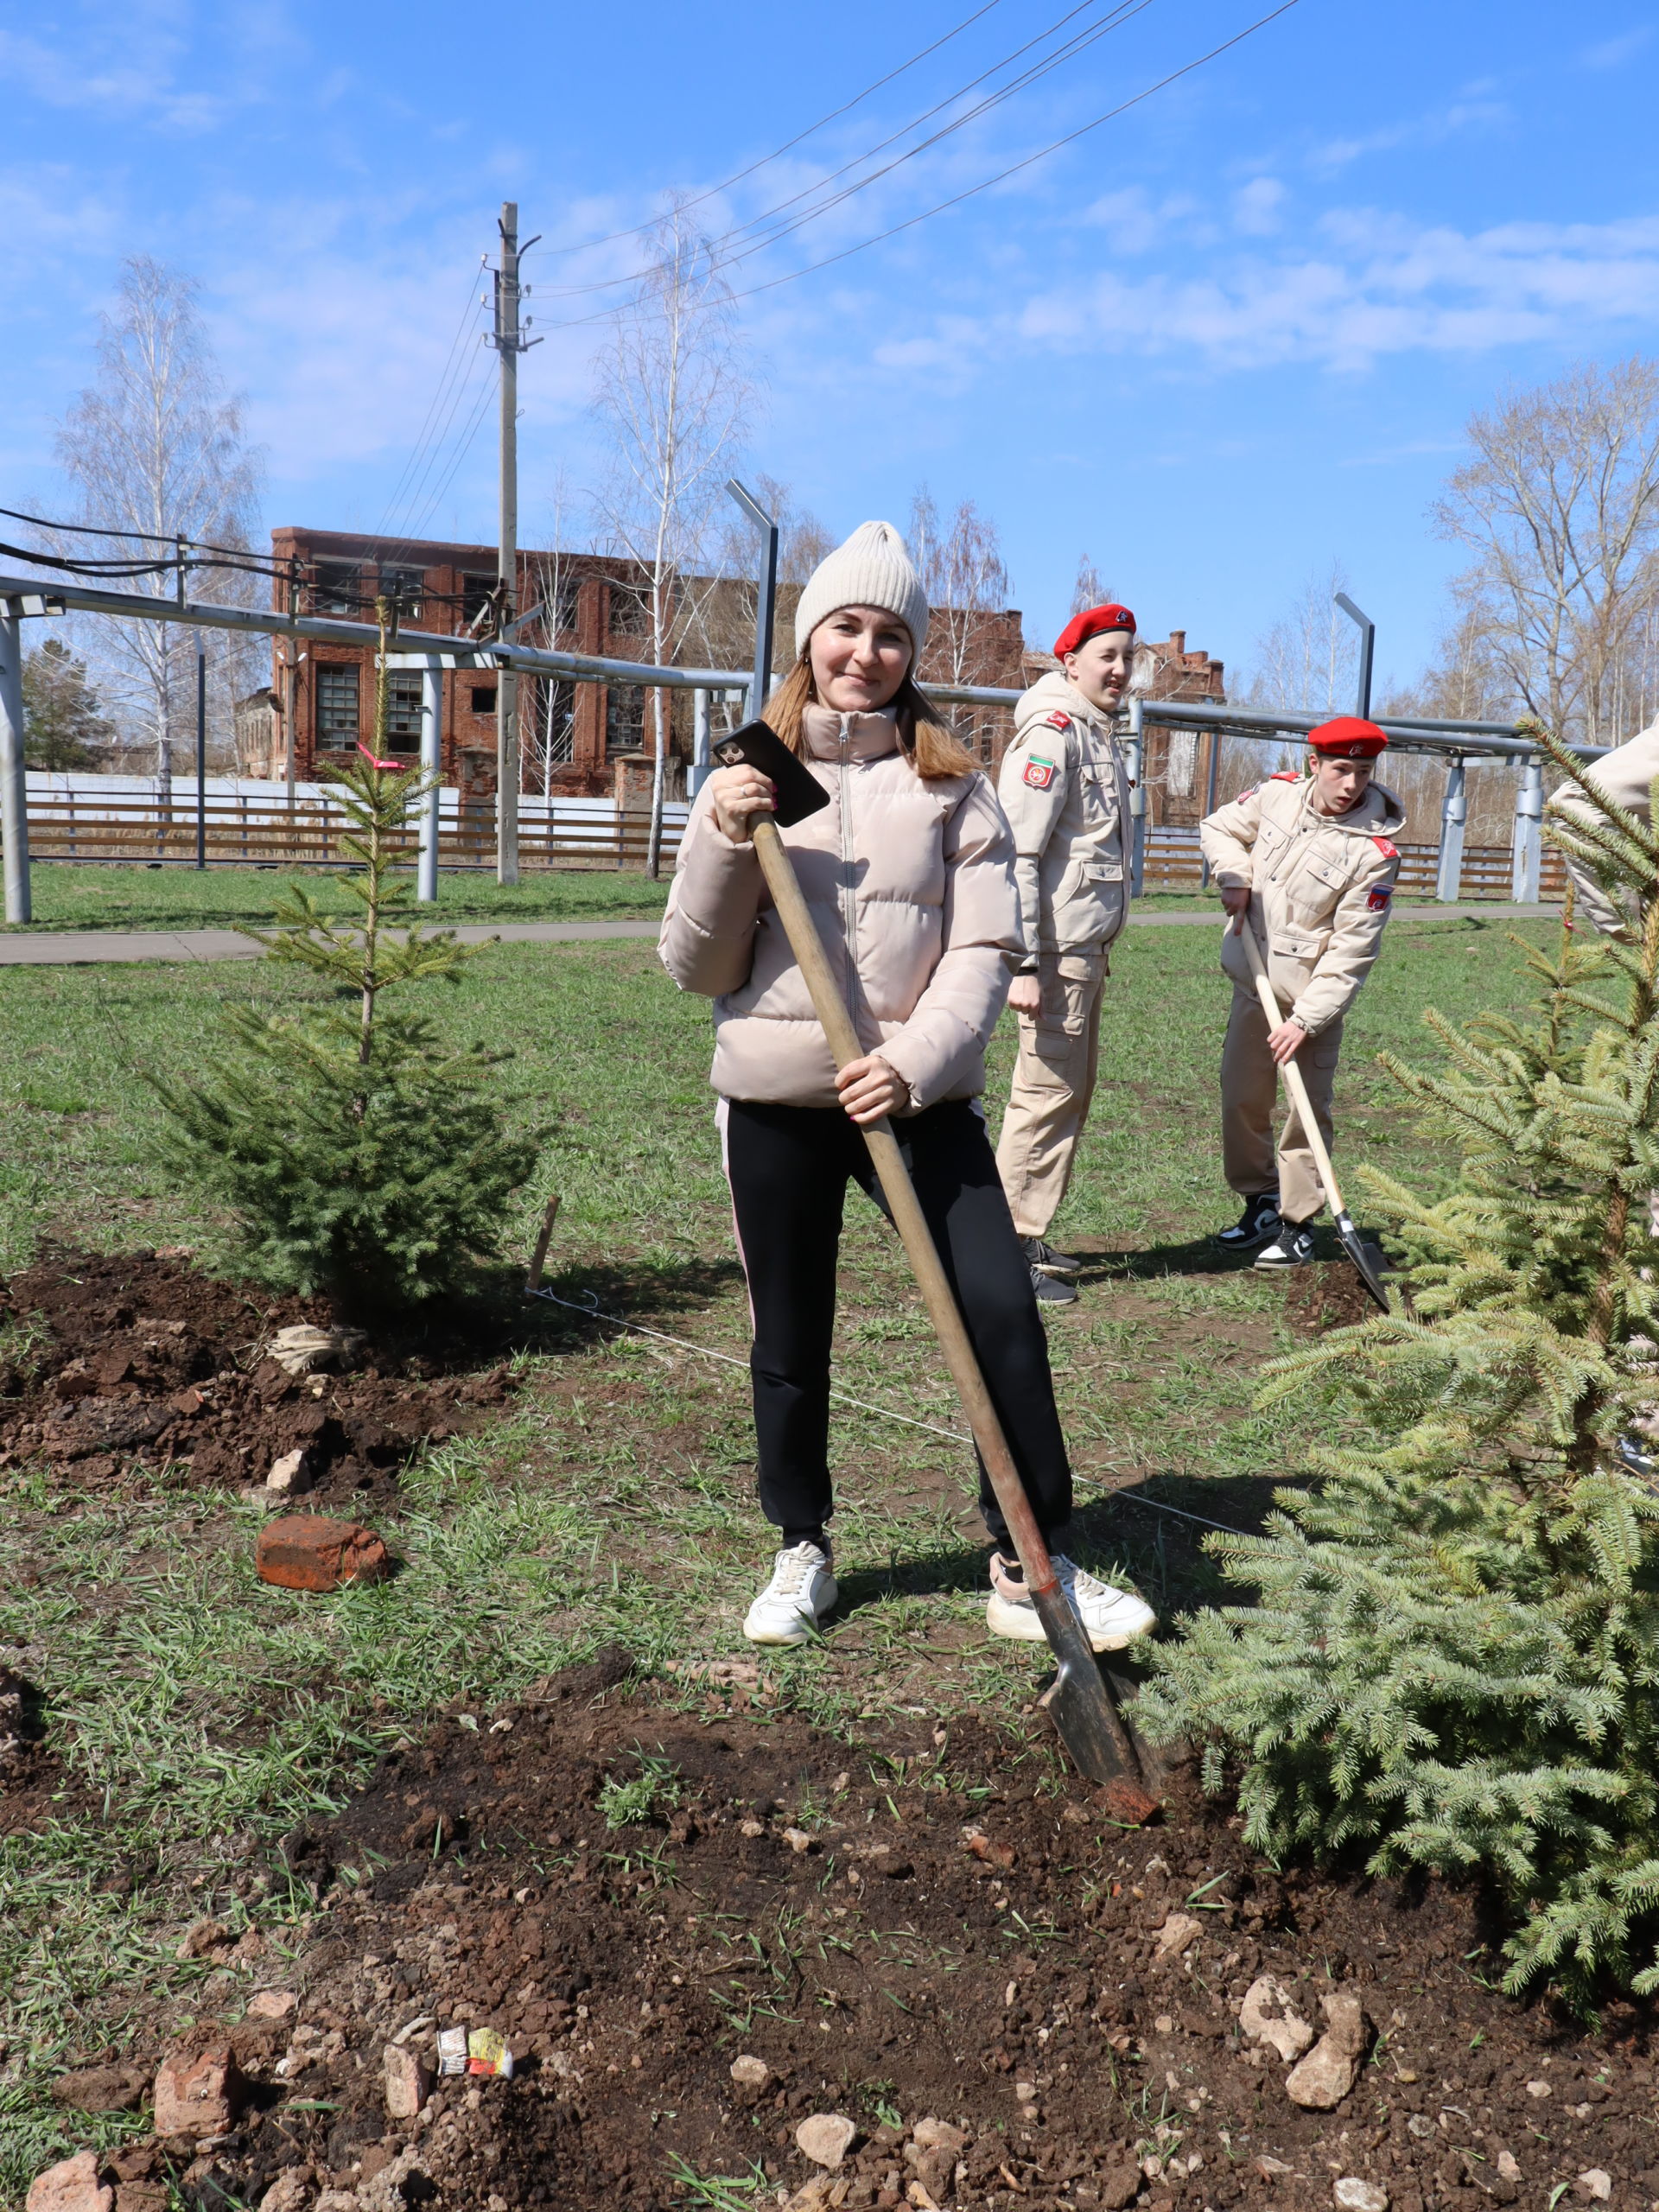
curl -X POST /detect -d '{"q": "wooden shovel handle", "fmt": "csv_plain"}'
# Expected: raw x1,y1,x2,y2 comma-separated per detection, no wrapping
748,816,1060,1602
1236,917,1346,1217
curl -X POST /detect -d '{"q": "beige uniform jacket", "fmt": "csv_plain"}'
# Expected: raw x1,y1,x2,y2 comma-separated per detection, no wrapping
1199,772,1406,1035
658,704,1021,1111
1547,716,1659,935
996,671,1133,957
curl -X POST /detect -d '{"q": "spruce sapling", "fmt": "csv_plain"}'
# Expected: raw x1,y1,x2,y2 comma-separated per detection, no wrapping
150,600,539,1313
1142,731,1659,2006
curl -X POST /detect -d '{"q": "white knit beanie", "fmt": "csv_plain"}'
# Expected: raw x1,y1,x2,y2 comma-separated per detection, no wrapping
792,519,931,656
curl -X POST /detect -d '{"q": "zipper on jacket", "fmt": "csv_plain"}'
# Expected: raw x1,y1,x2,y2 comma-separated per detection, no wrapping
838,715,862,1036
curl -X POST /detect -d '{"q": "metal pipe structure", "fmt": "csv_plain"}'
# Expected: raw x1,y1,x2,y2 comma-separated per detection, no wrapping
1334,594,1376,718
690,688,712,799
1124,696,1147,898
0,605,29,923
1436,759,1468,903
726,479,780,721
1512,754,1544,904
194,646,207,868
418,666,442,904
0,575,747,696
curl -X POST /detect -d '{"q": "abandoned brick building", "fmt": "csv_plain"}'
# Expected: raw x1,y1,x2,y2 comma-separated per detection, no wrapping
258,528,1219,802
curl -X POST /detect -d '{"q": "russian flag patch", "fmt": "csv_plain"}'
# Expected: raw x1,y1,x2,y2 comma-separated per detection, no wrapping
1368,883,1393,912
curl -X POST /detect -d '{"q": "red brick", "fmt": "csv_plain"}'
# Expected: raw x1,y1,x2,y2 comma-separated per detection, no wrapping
255,1516,389,1593
1098,1778,1162,1827
152,2044,245,2141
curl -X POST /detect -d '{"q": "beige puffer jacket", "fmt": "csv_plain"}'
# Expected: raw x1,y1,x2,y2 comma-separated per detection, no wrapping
658,705,1021,1110
1200,770,1406,1035
1547,715,1659,936
997,670,1132,955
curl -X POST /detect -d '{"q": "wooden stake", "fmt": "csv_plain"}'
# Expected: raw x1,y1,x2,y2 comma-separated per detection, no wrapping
524,1195,561,1293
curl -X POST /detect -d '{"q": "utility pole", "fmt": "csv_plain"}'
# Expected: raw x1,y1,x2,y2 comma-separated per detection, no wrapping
489,201,540,886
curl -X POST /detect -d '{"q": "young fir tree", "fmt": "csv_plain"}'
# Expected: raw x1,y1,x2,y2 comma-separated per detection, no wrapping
1141,732,1659,2008
151,601,538,1314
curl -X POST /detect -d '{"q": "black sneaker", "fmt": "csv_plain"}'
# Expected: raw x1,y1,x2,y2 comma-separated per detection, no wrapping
1217,1192,1281,1250
1030,1265,1077,1306
1254,1223,1316,1270
1022,1236,1083,1277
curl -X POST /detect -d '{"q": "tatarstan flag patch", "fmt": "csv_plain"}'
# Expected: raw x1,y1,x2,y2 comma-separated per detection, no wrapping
1023,757,1057,789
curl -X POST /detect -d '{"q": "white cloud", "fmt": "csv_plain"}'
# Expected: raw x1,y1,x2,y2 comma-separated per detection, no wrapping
1011,210,1659,372
1580,26,1654,67
1308,97,1509,174
1233,179,1286,237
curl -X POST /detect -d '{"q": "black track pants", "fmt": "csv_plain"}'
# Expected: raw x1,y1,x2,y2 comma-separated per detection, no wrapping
721,1096,1073,1548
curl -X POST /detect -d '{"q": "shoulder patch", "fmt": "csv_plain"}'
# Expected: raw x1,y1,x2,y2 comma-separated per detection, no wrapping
1371,836,1398,859
1044,710,1071,732
1367,883,1394,912
1023,758,1057,791
1271,769,1301,782
1236,785,1256,802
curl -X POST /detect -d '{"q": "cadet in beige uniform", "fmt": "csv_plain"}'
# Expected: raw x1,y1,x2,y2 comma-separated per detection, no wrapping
1200,716,1404,1268
995,602,1137,1306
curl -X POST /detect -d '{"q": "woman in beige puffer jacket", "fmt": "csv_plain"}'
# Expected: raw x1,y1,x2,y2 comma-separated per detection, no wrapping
659,521,1154,1658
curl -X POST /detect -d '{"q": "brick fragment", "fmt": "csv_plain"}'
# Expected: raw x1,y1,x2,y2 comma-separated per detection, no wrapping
152,2044,245,2140
26,2152,112,2212
1098,1778,1161,1827
256,1515,389,1592
383,2043,431,2120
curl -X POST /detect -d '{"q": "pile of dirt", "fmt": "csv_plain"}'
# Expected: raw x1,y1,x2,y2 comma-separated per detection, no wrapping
57,1660,1655,2212
0,1248,520,1505
1280,1261,1384,1336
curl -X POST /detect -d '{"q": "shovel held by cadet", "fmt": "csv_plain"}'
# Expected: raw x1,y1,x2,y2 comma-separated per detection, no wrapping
1235,918,1390,1313
718,719,1143,1789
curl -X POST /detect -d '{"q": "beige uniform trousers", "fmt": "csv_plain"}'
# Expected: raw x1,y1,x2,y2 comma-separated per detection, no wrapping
996,952,1106,1240
1221,986,1343,1226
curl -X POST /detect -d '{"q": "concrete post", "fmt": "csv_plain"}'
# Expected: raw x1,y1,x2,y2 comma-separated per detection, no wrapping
0,607,31,924
1436,757,1467,904
1124,696,1146,898
418,664,442,904
1511,753,1543,904
689,687,712,799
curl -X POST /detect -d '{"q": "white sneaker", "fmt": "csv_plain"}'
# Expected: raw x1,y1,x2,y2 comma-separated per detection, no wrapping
986,1552,1156,1653
742,1541,838,1646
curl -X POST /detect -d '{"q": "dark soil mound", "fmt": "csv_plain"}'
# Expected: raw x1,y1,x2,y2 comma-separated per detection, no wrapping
99,1663,1656,2212
0,1247,519,1503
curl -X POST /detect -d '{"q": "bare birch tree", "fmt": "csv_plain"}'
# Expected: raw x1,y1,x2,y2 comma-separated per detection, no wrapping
1433,357,1659,745
1238,559,1360,719
908,486,1016,759
1071,556,1113,615
589,201,752,874
53,257,264,797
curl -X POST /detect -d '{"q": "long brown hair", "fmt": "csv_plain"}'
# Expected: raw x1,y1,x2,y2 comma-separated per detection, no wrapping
764,650,977,781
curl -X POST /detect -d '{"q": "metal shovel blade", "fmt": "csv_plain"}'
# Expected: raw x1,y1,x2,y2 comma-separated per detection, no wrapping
1031,1583,1143,1785
1335,1210,1390,1313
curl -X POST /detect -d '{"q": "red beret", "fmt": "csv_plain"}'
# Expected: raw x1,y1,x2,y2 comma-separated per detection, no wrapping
1307,715,1388,759
1054,602,1136,658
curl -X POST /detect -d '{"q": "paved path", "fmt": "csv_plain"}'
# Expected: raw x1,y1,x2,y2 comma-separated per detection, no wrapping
0,905,1559,967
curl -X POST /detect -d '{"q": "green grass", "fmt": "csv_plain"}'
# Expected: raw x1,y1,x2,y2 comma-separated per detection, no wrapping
0,906,1557,2204
3,861,671,932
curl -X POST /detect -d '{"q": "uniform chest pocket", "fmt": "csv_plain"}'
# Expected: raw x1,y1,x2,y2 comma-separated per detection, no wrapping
1257,821,1287,858
1307,857,1349,892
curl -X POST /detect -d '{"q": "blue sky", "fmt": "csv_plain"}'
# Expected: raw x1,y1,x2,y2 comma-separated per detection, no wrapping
3,1,1657,694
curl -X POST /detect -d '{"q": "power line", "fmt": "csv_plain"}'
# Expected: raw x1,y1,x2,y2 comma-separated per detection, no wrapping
535,0,1140,305
534,0,1010,267
532,0,1301,336
729,0,1303,304
368,264,493,559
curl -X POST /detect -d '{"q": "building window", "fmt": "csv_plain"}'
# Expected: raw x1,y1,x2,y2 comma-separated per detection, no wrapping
470,685,498,716
461,574,499,629
316,664,360,747
553,577,582,636
378,565,424,622
606,684,645,755
607,582,650,640
385,672,424,746
311,562,365,616
530,677,575,777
